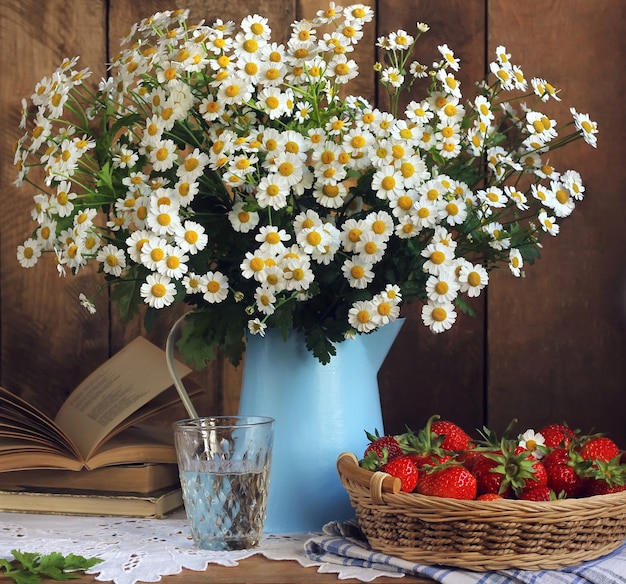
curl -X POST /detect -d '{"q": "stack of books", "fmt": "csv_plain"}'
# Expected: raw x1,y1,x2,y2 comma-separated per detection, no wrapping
0,337,197,518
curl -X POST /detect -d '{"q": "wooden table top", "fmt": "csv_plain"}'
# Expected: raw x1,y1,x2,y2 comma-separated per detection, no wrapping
0,555,431,583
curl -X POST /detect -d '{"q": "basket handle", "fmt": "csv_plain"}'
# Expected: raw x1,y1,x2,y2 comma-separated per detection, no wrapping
337,452,401,504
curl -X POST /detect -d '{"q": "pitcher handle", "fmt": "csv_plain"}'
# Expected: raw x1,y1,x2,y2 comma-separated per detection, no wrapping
166,313,199,419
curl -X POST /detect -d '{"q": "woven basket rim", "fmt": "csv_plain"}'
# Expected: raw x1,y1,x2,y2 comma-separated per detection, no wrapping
337,451,626,512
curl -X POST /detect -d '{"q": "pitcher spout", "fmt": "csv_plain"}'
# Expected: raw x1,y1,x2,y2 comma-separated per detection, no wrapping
362,318,405,371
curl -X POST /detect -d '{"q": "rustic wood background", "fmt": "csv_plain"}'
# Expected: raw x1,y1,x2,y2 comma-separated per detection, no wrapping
1,0,624,445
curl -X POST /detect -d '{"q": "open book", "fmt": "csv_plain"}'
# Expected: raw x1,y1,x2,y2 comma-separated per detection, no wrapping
0,337,194,472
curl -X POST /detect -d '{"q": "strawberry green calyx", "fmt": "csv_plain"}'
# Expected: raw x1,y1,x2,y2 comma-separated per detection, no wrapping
483,440,543,497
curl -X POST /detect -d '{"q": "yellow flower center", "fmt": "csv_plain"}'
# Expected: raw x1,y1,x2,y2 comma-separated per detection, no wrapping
556,189,568,204
431,307,447,322
348,228,362,243
285,141,299,154
398,195,413,210
250,257,265,272
351,265,365,279
372,220,386,235
443,104,457,117
307,232,322,246
391,144,405,159
266,184,280,197
356,309,370,324
292,268,305,281
278,161,294,177
351,135,366,149
441,126,454,139
225,84,240,98
364,241,377,255
184,158,199,172
151,283,167,298
151,248,165,262
207,280,221,293
435,281,449,295
430,250,445,264
156,147,169,162
265,95,280,109
243,39,259,53
294,48,309,60
185,231,198,245
381,176,396,191
446,202,459,215
467,271,481,287
166,256,180,270
266,232,281,245
238,211,250,223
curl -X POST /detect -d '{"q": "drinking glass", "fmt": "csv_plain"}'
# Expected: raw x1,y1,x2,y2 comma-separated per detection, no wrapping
173,416,274,550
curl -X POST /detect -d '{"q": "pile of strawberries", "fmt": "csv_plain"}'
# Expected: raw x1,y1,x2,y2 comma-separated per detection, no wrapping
360,415,626,501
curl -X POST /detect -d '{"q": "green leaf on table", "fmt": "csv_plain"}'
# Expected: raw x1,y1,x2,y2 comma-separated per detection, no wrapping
0,550,102,584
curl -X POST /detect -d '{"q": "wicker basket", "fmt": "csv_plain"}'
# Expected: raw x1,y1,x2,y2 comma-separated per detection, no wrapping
337,452,626,571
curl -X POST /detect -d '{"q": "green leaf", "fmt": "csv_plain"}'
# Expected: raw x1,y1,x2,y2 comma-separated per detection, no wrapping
0,551,102,584
454,295,476,318
110,274,143,322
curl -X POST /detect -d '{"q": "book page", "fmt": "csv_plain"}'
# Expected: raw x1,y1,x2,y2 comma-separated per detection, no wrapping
54,337,191,461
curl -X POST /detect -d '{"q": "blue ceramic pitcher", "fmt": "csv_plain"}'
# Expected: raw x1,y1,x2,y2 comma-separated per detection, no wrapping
238,318,404,533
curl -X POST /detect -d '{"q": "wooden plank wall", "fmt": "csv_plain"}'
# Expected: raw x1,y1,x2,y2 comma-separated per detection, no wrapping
1,1,624,444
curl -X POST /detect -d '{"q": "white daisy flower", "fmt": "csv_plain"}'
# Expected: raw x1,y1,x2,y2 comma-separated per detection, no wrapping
422,300,457,333
17,238,42,268
509,249,524,277
458,263,489,297
518,429,546,459
342,257,374,289
348,300,378,333
97,244,127,277
426,271,460,303
203,271,229,303
140,273,176,308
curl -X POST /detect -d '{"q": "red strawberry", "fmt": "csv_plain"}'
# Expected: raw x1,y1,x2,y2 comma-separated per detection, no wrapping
361,429,403,470
583,455,626,496
537,423,577,449
476,492,503,501
430,419,472,451
472,443,544,498
417,464,477,500
407,451,453,470
519,486,554,501
399,415,450,470
543,447,586,498
521,460,548,494
472,452,512,497
383,455,419,492
586,479,626,496
577,436,620,464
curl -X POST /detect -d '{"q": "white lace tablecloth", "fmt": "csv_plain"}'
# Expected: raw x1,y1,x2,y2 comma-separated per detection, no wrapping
0,511,401,584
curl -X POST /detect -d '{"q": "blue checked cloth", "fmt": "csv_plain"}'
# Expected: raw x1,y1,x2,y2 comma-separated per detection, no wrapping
304,520,626,583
